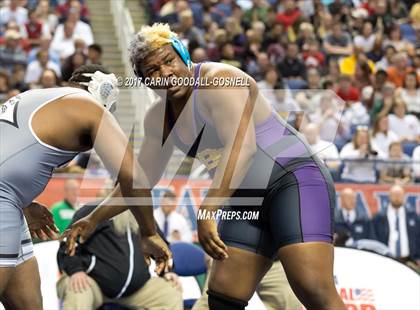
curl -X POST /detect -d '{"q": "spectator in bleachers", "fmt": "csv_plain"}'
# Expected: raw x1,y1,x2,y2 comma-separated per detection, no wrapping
302,39,325,69
56,0,90,24
36,0,58,36
375,45,396,71
38,68,61,89
335,188,376,242
395,71,420,117
24,8,50,48
412,145,420,182
382,23,414,54
51,179,80,234
353,21,376,54
24,49,61,86
335,74,360,102
219,42,242,69
257,66,281,108
63,5,93,46
190,47,208,63
10,64,28,92
57,203,183,310
302,123,340,170
388,98,420,143
87,43,102,65
51,20,77,59
0,0,28,31
295,22,316,51
379,141,412,184
323,22,353,59
372,185,420,264
386,52,414,88
0,29,27,74
176,9,206,49
277,42,307,89
154,191,193,243
339,126,383,183
246,51,271,82
371,114,399,156
28,36,60,64
61,50,87,82
340,45,375,78
0,69,10,102
275,0,301,31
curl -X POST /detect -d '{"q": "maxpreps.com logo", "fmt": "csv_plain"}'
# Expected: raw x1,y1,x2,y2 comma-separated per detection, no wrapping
335,276,376,310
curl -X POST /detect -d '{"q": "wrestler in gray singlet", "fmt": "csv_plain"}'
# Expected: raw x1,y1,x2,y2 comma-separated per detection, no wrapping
0,87,84,267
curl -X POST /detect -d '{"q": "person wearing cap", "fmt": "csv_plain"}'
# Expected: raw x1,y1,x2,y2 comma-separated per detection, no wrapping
0,29,27,74
0,64,172,309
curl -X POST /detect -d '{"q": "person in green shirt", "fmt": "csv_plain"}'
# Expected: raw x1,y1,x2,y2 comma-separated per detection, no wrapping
51,179,80,234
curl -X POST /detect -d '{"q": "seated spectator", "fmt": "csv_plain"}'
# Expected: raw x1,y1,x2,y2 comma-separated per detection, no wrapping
0,0,28,31
0,70,10,102
353,21,376,54
342,100,370,130
57,203,183,310
323,22,353,59
371,114,399,156
87,43,102,65
246,52,271,82
28,36,60,65
10,64,29,92
295,22,316,50
63,6,93,46
56,0,90,24
388,98,420,143
339,126,383,183
154,191,193,243
51,179,80,234
24,50,61,85
379,141,412,184
275,0,301,30
0,30,26,74
277,42,307,89
395,71,420,117
302,39,325,69
340,45,375,78
335,74,360,102
335,188,376,241
382,23,414,54
36,0,58,36
51,20,77,59
302,123,340,170
191,47,208,63
24,8,50,48
368,81,395,124
257,66,280,107
386,52,415,88
176,9,205,49
61,50,87,82
375,45,396,71
38,68,61,89
412,145,420,182
372,185,420,264
306,68,321,90
219,42,242,69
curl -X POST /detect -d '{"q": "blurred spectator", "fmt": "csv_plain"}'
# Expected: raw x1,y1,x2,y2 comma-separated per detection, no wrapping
0,29,27,74
412,145,420,182
368,0,394,34
302,39,325,69
371,114,399,156
295,22,316,51
219,42,242,69
36,0,58,36
64,5,93,46
257,66,280,107
38,68,61,88
342,100,370,130
51,179,80,234
24,50,61,85
339,46,375,77
375,45,396,71
335,188,376,241
10,64,28,92
246,52,271,82
382,23,414,54
154,191,193,243
275,0,301,30
51,20,77,59
0,0,28,31
353,21,376,54
302,123,340,170
57,204,182,310
395,71,420,116
339,126,383,183
61,50,87,82
28,36,60,65
368,81,395,124
24,8,50,48
87,43,102,65
176,9,205,49
0,70,10,102
323,22,353,59
277,42,306,89
372,185,420,263
386,52,414,88
335,74,360,102
56,0,90,24
191,47,208,63
388,98,420,143
379,141,412,184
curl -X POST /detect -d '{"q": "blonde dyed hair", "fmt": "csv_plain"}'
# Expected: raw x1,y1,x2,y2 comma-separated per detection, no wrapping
129,23,177,74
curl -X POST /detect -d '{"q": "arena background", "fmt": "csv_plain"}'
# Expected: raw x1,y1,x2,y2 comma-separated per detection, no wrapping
0,0,419,309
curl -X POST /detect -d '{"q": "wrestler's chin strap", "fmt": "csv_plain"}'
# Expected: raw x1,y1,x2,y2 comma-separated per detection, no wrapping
207,290,248,310
79,71,119,113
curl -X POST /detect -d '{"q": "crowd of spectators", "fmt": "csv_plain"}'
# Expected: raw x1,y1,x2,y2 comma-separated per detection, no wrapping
147,0,420,184
0,0,102,103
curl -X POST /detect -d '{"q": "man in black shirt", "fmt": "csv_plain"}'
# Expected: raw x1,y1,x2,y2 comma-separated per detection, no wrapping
57,203,183,310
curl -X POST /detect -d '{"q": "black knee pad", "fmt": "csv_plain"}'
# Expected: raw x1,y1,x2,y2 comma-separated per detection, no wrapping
207,290,248,310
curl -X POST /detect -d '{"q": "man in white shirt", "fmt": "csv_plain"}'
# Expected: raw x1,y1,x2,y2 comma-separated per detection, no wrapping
51,20,77,59
24,50,61,85
373,185,420,263
154,191,193,243
0,0,27,30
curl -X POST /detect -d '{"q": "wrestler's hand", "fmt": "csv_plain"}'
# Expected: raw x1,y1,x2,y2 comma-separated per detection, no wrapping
141,233,173,276
197,218,228,260
61,215,97,256
24,201,59,240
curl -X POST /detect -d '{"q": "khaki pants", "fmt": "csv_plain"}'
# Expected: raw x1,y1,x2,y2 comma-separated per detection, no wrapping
192,261,301,310
57,274,183,310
